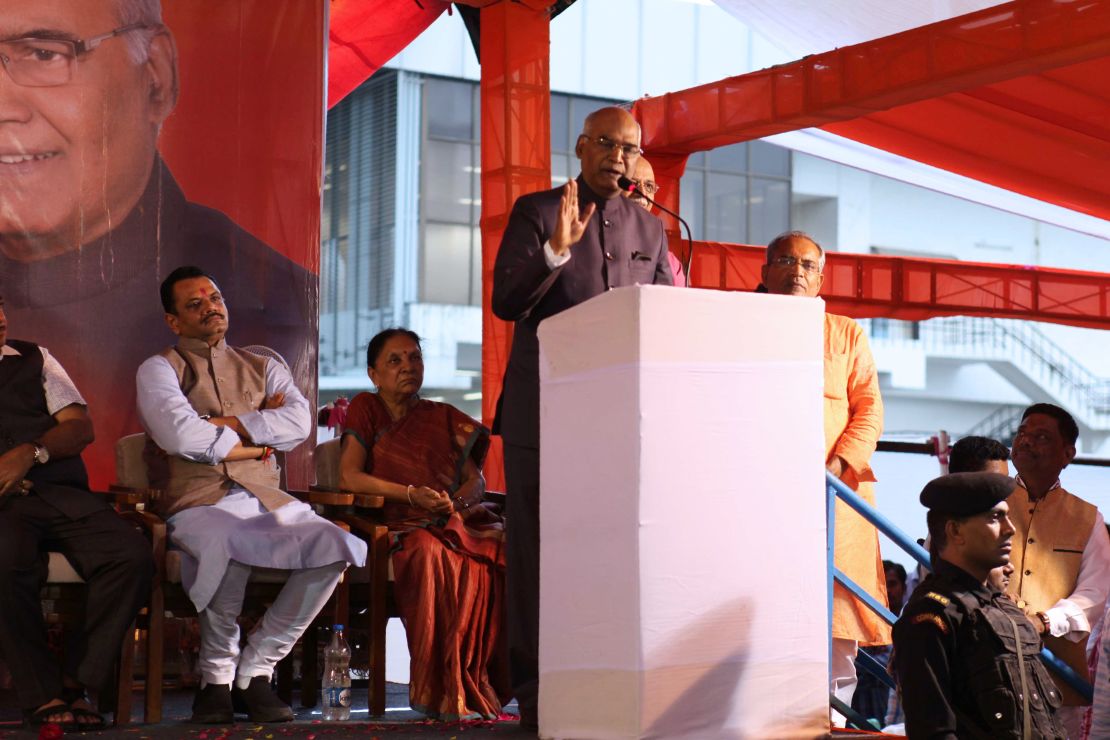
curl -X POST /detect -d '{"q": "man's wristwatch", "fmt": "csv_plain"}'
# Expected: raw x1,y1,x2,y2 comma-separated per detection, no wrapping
1035,611,1051,633
31,442,50,465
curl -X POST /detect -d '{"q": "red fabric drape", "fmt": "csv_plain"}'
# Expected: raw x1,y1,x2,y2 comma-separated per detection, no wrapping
327,0,451,109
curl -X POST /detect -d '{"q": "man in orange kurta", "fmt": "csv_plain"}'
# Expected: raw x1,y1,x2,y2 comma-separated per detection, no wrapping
762,231,889,716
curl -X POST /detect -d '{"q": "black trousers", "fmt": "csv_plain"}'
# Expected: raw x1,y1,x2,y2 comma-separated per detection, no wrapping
503,442,540,713
0,488,152,710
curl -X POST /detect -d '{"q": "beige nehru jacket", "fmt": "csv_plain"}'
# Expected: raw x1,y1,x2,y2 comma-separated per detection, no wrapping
144,337,294,517
1006,483,1098,704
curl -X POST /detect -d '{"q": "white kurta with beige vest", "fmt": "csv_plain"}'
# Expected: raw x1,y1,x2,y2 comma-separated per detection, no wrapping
136,337,367,611
1005,479,1110,706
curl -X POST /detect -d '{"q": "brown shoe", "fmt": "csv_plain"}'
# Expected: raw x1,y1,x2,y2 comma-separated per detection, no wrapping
232,676,294,723
191,684,233,724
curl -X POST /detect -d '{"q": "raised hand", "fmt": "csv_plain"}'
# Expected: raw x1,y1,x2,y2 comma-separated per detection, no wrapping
549,179,596,257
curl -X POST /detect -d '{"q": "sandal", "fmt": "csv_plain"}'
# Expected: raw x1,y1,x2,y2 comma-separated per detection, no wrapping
23,701,76,732
61,688,107,731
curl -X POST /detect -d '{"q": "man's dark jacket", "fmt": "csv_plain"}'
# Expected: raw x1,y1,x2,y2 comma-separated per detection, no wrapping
492,176,673,448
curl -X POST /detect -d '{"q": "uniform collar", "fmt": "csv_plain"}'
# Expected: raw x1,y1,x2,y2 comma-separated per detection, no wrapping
933,558,995,600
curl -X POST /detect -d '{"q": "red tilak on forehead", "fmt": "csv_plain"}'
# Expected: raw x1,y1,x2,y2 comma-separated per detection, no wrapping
198,288,209,297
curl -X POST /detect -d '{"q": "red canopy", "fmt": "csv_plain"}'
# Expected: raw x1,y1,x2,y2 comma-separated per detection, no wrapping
327,0,450,109
634,1,1110,224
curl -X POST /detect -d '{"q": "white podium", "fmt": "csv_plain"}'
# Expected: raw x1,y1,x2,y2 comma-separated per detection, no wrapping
537,286,829,739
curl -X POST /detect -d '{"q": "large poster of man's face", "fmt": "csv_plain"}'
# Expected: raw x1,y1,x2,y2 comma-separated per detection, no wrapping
0,0,323,486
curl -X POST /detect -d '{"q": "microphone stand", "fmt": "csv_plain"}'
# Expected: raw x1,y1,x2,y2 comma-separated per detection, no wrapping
617,176,696,285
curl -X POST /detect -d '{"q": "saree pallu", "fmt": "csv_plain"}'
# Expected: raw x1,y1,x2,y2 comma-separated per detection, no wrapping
344,393,507,720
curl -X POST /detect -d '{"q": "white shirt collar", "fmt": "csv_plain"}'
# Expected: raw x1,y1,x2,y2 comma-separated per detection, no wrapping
1015,474,1062,493
0,344,20,360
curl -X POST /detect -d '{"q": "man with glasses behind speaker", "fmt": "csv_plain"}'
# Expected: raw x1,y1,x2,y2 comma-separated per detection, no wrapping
622,155,686,286
492,105,673,731
761,231,888,724
0,0,311,486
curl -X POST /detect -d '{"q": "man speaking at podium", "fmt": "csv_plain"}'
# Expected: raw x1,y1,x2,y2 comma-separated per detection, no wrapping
761,231,888,720
492,106,673,729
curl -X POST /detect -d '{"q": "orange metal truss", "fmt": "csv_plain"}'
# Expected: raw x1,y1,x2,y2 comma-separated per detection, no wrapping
687,241,1110,330
479,0,556,489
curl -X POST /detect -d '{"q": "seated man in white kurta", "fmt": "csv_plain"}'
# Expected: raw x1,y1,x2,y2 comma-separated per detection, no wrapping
136,266,367,724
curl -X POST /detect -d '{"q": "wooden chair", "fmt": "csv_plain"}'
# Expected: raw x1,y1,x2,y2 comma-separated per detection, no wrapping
309,437,390,715
309,437,506,717
41,511,158,727
109,432,356,723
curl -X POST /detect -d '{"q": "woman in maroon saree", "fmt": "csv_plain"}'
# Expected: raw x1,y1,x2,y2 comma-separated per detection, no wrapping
339,328,506,720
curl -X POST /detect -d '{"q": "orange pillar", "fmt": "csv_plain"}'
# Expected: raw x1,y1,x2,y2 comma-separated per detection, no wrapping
479,0,555,490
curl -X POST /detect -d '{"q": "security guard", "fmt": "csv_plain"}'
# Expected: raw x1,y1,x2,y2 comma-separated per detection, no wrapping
892,472,1066,739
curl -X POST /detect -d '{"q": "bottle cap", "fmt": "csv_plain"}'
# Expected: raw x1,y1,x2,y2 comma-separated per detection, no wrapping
333,624,344,631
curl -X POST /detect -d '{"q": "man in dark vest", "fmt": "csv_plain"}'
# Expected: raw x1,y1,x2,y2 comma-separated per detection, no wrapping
0,294,152,730
893,472,1066,739
136,266,366,724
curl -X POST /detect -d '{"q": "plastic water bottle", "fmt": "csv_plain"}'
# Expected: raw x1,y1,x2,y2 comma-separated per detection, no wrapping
321,624,352,721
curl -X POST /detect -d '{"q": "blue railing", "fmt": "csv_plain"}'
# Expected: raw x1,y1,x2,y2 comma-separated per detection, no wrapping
826,471,1094,725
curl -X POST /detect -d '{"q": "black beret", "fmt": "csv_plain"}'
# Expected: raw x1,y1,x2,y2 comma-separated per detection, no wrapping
919,472,1015,516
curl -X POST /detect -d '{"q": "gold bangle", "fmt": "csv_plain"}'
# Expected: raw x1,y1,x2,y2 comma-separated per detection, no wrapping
406,485,415,506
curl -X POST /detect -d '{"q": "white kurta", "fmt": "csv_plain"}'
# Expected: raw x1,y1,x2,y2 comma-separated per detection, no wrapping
137,351,366,611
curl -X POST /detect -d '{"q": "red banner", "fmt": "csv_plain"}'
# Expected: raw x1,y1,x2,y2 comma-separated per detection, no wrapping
0,0,324,487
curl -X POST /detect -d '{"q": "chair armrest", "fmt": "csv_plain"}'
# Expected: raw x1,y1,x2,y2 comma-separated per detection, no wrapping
106,484,155,509
332,512,388,540
306,485,385,510
290,488,355,507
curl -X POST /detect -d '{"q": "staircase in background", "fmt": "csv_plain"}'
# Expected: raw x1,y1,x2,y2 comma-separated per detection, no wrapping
872,317,1110,435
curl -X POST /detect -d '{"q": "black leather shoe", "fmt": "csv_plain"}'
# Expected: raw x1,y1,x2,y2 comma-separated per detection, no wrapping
191,684,233,724
232,676,294,723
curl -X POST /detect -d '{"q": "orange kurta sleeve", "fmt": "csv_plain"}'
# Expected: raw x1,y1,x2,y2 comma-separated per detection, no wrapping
825,313,890,645
823,314,883,488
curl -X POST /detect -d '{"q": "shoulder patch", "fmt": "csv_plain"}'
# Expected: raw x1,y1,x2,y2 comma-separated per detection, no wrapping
911,613,950,634
925,592,950,606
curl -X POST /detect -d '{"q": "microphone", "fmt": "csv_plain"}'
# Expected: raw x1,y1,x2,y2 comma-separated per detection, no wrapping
617,175,696,285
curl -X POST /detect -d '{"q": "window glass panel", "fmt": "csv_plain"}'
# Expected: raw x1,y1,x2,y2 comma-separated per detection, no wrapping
422,223,473,304
749,177,790,245
424,140,472,223
679,170,704,242
750,140,790,177
426,78,473,140
707,142,748,173
571,97,608,141
705,172,746,242
551,155,572,188
686,151,705,168
551,94,570,153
